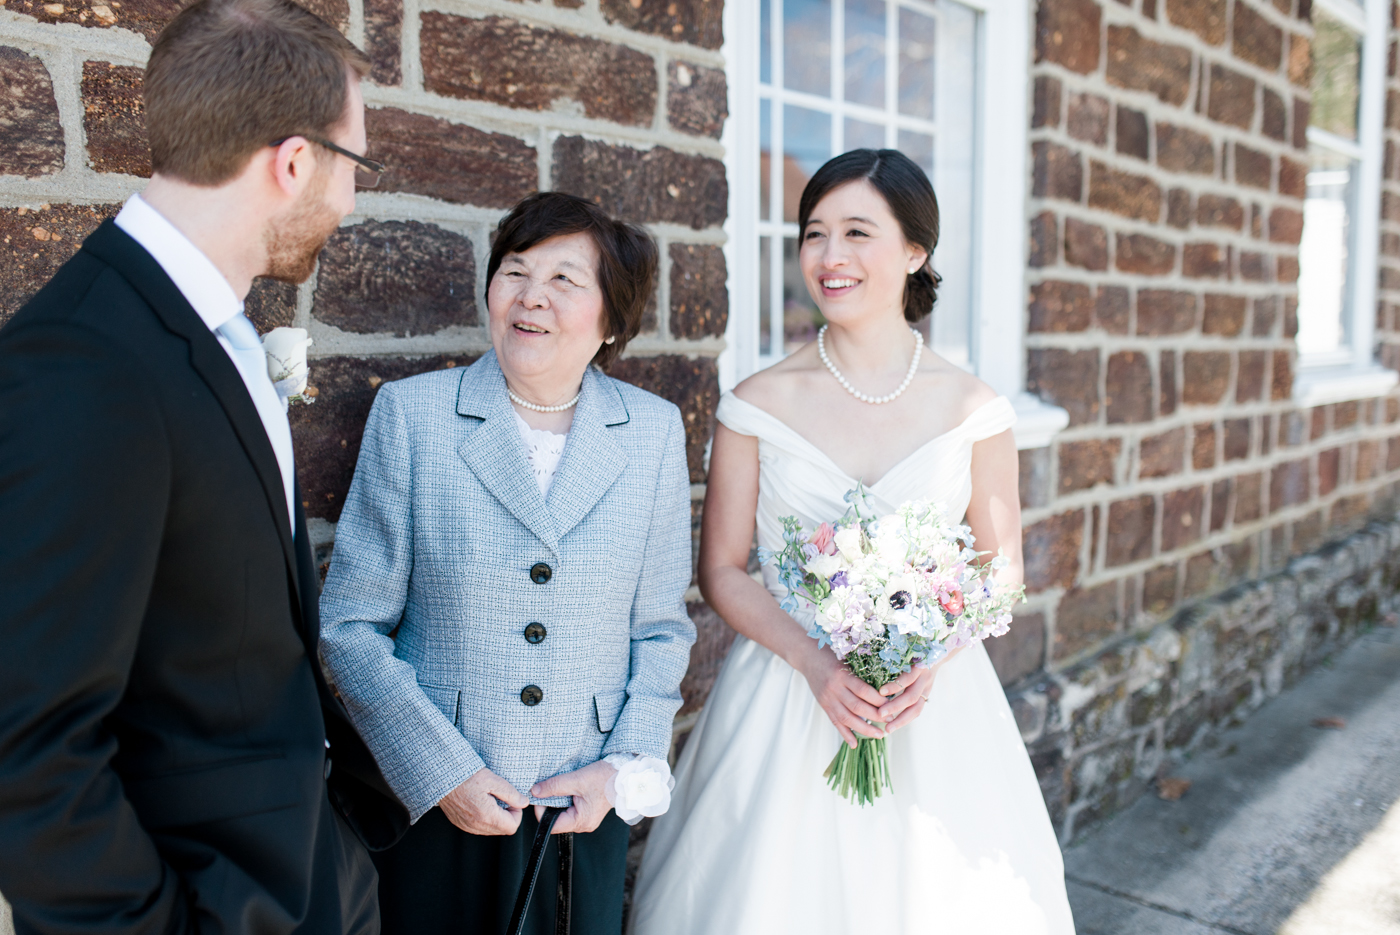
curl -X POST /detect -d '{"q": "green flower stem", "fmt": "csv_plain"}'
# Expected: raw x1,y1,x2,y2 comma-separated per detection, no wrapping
822,726,892,806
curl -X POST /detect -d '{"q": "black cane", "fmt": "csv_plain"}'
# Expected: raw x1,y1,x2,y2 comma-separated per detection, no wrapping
506,806,573,935
555,828,574,935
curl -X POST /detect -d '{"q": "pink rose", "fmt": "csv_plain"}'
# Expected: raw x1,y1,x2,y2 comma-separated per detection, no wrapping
810,522,837,555
939,589,965,616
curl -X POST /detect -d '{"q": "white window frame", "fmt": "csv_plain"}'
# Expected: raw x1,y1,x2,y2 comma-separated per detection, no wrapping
1293,0,1398,406
720,0,1068,448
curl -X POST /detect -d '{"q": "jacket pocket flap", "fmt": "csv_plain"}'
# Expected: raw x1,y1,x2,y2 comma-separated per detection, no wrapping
594,691,626,733
418,681,461,727
122,754,301,830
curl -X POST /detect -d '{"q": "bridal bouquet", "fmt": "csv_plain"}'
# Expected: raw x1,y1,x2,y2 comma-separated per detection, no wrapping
760,486,1024,806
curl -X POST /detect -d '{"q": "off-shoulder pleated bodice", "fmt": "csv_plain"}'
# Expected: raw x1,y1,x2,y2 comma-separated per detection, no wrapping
716,392,1016,599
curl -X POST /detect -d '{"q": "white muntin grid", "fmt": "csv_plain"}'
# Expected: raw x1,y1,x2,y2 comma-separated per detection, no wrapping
724,0,1060,446
1294,0,1395,404
751,0,975,372
1295,0,1383,370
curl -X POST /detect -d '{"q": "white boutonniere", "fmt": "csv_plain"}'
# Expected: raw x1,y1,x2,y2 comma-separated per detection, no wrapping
262,327,317,409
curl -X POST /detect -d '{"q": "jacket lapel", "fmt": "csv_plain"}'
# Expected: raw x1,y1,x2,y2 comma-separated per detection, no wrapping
81,221,303,614
455,352,561,557
546,366,629,541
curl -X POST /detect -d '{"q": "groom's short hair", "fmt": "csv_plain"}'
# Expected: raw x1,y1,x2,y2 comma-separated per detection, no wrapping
145,0,370,186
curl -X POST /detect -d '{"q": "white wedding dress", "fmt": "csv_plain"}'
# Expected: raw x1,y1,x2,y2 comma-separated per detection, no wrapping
629,392,1075,935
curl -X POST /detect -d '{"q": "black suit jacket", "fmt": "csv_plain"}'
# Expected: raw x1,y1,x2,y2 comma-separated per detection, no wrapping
0,221,406,935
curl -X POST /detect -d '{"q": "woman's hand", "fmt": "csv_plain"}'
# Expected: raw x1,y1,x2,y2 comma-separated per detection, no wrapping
876,663,936,731
438,768,528,836
874,646,964,730
530,760,617,834
796,644,889,748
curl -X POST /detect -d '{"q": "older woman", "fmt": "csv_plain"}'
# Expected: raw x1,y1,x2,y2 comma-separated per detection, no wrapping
320,192,695,935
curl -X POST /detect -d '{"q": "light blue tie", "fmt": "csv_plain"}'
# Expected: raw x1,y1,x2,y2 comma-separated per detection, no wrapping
215,312,297,533
217,312,265,376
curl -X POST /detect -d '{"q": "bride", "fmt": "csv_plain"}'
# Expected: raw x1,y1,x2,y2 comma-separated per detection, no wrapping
629,150,1075,934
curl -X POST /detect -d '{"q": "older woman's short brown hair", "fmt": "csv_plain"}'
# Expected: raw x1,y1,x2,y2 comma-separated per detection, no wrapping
487,192,658,370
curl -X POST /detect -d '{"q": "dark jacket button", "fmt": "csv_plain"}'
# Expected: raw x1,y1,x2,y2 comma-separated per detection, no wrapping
520,685,543,706
524,622,547,644
530,562,552,585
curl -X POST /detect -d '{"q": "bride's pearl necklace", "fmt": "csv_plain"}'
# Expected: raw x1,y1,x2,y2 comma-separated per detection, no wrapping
817,324,923,405
508,386,580,413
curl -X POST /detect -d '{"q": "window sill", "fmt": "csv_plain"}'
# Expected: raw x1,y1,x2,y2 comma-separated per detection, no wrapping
1011,393,1069,450
1292,360,1399,407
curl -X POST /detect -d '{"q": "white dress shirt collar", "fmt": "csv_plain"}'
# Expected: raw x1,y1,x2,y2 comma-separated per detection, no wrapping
115,193,299,536
114,193,244,331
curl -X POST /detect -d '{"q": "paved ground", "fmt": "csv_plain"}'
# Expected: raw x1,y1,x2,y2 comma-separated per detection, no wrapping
1064,622,1400,935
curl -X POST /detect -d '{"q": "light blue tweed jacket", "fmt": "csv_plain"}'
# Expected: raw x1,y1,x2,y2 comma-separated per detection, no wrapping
319,351,695,822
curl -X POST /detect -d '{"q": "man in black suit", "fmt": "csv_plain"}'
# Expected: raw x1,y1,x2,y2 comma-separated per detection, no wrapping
0,0,405,931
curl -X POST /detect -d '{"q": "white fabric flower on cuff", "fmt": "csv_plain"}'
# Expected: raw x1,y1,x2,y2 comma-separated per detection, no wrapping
602,754,674,826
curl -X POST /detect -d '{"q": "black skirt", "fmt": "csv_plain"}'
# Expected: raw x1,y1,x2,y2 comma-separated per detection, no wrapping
372,806,630,935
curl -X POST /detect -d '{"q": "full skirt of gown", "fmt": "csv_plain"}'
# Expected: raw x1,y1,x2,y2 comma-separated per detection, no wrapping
628,393,1075,935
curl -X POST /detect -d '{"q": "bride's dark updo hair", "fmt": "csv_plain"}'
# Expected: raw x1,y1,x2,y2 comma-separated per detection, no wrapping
797,149,942,323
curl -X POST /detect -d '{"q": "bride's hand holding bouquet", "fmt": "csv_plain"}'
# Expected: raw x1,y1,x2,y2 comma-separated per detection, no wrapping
763,486,1025,805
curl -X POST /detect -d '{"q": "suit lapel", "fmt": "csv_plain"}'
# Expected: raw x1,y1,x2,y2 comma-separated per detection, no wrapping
455,353,561,557
292,485,321,657
81,221,303,614
546,366,629,542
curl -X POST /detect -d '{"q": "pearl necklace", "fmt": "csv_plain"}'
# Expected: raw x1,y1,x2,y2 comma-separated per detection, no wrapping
816,324,923,405
508,386,580,413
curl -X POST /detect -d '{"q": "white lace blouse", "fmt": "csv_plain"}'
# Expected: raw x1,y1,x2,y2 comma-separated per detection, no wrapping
511,409,675,822
514,411,569,498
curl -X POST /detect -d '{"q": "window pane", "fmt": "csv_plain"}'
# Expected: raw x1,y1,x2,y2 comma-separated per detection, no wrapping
783,105,831,222
898,7,936,119
897,128,934,178
761,0,773,85
760,99,772,221
1297,147,1356,356
845,0,886,109
1309,8,1361,140
760,236,773,356
931,0,977,370
785,0,832,97
784,236,823,354
845,117,885,151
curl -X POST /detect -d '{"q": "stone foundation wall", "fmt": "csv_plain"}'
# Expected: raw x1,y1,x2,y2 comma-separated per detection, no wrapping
1013,516,1400,842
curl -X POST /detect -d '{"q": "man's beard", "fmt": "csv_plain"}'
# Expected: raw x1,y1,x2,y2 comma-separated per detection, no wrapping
264,173,340,284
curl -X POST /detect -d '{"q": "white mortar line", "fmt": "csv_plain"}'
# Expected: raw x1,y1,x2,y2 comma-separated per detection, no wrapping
425,0,726,68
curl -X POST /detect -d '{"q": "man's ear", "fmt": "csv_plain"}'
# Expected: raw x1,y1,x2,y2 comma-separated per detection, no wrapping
269,136,315,197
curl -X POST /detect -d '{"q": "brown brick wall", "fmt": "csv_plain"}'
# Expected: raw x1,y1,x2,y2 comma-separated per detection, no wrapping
0,0,728,511
1020,0,1400,838
0,2,732,735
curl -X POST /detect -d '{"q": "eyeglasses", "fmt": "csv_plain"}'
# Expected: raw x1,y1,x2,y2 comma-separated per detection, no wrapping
270,135,385,188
